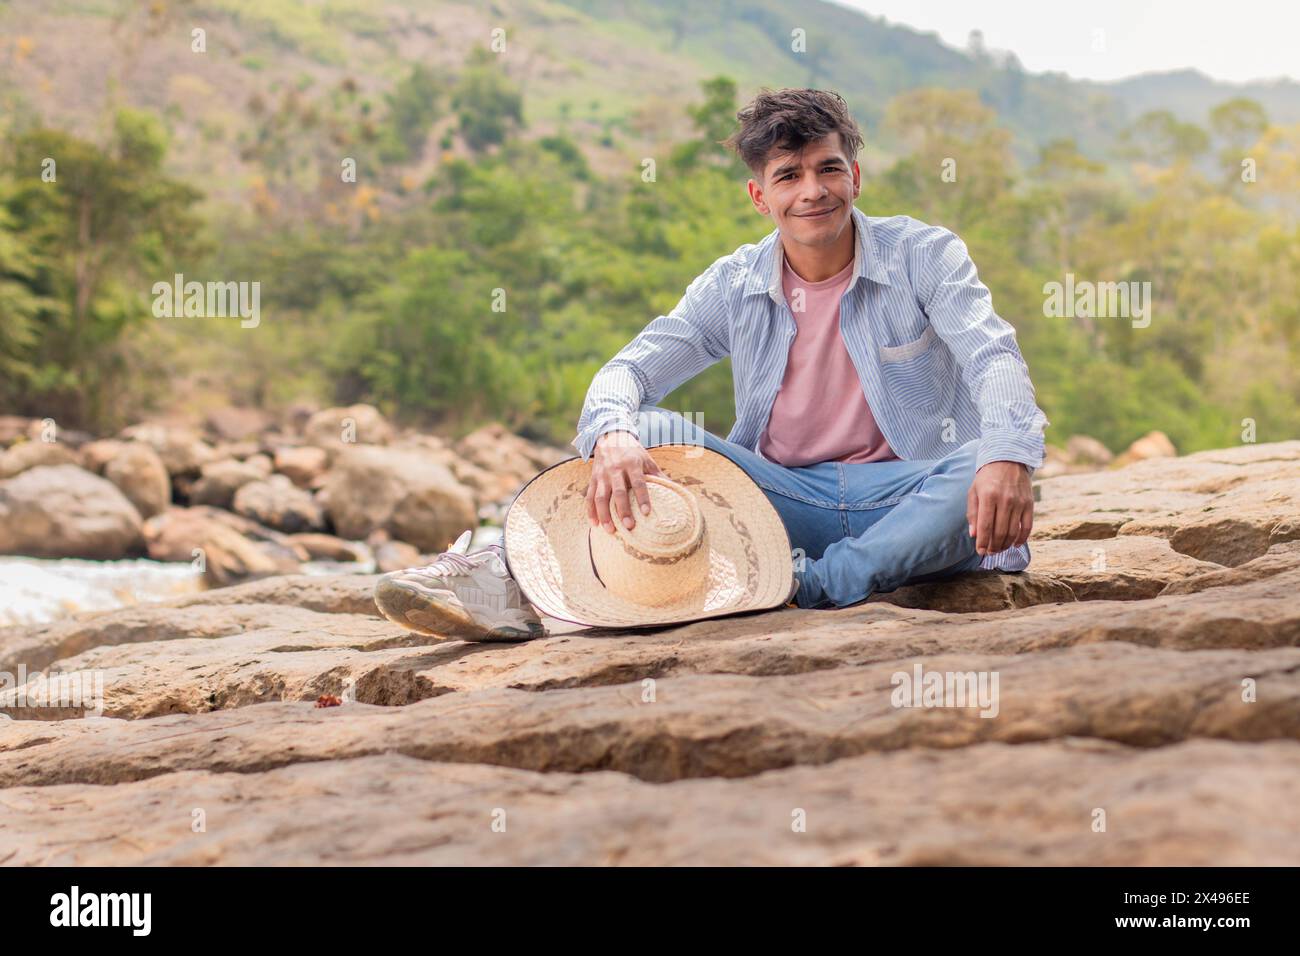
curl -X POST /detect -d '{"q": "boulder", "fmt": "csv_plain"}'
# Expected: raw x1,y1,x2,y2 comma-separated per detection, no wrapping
210,440,262,461
1034,443,1072,479
287,533,365,562
303,404,392,456
233,475,326,534
0,439,77,479
1065,434,1113,466
119,424,215,477
0,465,143,559
142,508,297,587
205,407,271,443
189,458,268,509
323,445,475,552
103,441,171,519
79,439,126,475
194,506,310,563
1113,430,1176,468
373,538,422,573
273,445,328,488
453,423,568,502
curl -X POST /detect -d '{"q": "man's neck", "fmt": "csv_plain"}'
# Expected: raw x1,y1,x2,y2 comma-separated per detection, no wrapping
780,217,855,283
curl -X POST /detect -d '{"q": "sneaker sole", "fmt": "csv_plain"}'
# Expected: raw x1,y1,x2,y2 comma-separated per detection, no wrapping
373,578,544,643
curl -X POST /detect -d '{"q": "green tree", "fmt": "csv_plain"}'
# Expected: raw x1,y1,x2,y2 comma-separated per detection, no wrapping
1118,110,1210,166
451,48,524,155
671,76,747,178
377,64,445,163
882,88,1015,224
2,109,203,426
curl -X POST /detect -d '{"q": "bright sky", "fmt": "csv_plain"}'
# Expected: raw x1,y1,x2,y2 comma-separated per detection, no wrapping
830,0,1300,84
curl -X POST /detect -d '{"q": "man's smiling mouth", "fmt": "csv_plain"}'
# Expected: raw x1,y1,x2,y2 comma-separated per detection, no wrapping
794,204,838,219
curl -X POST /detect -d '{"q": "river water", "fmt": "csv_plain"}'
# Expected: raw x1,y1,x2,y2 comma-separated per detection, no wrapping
0,555,377,628
0,526,504,628
0,557,205,628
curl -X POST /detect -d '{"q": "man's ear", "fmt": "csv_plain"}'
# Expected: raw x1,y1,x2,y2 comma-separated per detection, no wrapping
852,159,861,197
747,178,769,216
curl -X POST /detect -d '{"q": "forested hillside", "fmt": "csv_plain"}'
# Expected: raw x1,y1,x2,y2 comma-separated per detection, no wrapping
1,0,1297,453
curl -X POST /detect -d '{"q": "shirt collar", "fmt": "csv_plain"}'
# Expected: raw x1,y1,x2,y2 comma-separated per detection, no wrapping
743,204,891,301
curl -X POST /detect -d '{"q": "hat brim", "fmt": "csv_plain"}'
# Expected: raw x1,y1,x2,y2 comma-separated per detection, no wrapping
503,444,793,628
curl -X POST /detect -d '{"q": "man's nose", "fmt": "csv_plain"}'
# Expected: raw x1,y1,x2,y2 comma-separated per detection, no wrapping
799,173,826,201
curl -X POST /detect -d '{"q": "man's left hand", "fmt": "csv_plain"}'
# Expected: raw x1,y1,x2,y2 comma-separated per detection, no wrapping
966,461,1034,556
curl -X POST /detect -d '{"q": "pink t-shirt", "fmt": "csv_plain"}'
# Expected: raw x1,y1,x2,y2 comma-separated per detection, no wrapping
758,253,899,467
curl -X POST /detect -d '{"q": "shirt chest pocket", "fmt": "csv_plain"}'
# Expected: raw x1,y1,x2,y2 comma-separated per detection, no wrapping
878,324,944,409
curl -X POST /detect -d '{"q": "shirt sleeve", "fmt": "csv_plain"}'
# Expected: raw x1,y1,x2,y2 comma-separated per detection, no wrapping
572,261,732,461
911,228,1049,475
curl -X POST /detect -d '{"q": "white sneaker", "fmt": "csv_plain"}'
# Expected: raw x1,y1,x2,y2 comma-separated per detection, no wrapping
373,530,547,642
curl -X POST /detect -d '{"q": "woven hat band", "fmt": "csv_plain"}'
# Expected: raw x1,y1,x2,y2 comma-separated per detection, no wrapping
588,475,710,607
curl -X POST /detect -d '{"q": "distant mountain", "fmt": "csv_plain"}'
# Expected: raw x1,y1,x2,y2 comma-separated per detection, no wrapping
1098,68,1300,126
2,0,1295,183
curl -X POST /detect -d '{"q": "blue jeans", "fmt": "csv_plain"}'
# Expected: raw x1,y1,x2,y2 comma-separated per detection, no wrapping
635,405,998,609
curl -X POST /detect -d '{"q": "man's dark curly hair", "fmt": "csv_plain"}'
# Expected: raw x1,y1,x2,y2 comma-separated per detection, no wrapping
723,88,865,179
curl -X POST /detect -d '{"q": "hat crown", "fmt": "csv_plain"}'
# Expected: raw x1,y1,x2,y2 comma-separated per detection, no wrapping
622,478,703,555
589,474,710,607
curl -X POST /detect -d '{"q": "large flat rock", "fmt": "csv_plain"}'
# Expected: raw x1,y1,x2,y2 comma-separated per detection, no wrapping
3,642,1296,786
1023,536,1221,600
2,565,1296,722
4,567,1298,721
2,439,1297,865
0,603,404,675
1031,442,1300,566
1,739,1296,866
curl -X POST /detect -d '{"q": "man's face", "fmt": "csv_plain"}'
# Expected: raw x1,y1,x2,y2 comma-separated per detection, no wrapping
748,133,860,248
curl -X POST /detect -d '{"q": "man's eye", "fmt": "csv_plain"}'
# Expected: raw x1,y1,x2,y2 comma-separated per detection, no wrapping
778,173,794,181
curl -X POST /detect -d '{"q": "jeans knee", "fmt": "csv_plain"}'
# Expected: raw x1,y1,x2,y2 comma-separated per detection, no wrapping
942,439,979,485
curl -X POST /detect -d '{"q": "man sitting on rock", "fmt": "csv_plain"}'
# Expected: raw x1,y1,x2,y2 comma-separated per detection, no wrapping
374,87,1048,641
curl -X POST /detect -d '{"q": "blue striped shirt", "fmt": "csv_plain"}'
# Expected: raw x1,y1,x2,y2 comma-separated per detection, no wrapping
574,205,1048,571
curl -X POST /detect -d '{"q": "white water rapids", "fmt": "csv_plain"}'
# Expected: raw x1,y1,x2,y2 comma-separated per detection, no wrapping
0,526,503,628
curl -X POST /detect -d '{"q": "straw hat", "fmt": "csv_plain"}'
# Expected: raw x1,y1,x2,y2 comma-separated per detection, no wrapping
503,444,794,627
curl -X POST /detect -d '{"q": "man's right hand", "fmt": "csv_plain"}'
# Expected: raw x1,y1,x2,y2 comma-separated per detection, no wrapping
586,430,664,534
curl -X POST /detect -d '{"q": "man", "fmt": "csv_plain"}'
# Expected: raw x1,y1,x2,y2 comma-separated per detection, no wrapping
375,87,1048,641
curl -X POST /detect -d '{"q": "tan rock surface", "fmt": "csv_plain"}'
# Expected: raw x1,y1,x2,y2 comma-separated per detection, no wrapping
870,570,1075,611
0,569,1289,729
2,740,1295,866
0,465,144,559
287,532,365,562
103,441,171,519
1023,536,1221,600
78,438,126,474
302,404,393,456
232,474,325,533
1,439,1297,865
323,445,476,552
1160,541,1300,596
189,458,268,509
142,507,297,587
2,641,1297,785
0,439,78,478
118,424,216,477
273,445,328,488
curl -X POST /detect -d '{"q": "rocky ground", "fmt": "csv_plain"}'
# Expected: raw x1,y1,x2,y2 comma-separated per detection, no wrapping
1,427,1297,865
0,405,569,596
